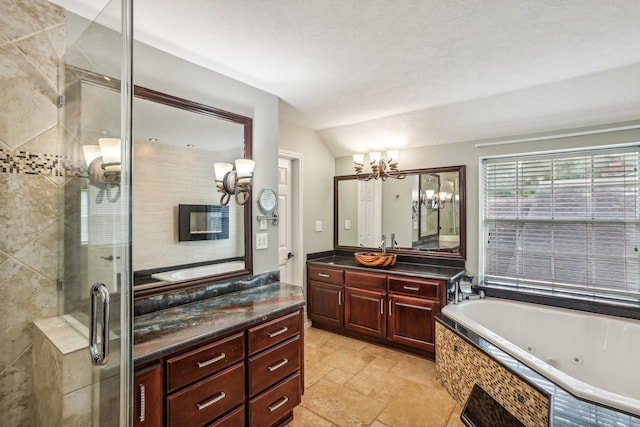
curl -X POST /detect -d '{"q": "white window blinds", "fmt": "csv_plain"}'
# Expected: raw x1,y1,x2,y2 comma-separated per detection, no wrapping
481,146,640,301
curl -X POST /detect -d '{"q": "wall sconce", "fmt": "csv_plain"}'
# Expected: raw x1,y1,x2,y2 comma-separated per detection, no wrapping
352,150,404,181
82,138,121,203
422,189,452,209
214,159,255,206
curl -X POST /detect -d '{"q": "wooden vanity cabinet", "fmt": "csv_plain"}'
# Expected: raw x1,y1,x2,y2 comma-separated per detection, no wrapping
308,266,345,327
387,276,444,353
136,308,304,427
134,363,163,427
344,271,386,338
307,264,448,357
247,310,303,427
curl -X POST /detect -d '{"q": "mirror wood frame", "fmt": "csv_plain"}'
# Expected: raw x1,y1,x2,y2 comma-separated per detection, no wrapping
70,67,254,298
333,165,466,260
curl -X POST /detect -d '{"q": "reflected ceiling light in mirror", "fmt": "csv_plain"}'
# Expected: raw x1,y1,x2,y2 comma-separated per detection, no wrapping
422,189,453,209
214,159,255,206
82,138,122,203
353,150,404,181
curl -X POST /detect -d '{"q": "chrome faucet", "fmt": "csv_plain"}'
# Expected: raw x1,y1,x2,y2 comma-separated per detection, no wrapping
379,234,386,253
390,233,398,249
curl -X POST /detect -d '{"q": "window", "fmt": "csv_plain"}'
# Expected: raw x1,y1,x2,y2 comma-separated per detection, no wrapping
480,146,640,303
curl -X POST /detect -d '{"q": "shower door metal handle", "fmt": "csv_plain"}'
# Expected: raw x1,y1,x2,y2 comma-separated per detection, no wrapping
90,282,110,365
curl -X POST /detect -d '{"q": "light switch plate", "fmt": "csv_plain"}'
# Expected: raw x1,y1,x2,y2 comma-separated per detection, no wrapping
315,220,323,232
256,233,268,249
259,219,267,230
344,219,351,230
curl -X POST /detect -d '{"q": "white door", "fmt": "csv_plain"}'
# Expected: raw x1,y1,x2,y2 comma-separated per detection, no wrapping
278,158,294,283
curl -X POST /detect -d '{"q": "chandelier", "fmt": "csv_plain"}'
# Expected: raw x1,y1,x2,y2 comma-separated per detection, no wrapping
352,150,404,181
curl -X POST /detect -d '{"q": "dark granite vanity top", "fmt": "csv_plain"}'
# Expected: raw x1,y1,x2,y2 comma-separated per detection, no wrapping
307,255,465,282
133,282,305,366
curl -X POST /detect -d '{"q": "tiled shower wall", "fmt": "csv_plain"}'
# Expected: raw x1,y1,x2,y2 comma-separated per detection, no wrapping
0,1,65,425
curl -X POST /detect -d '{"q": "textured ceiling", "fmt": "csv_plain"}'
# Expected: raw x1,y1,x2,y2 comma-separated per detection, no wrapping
57,0,640,156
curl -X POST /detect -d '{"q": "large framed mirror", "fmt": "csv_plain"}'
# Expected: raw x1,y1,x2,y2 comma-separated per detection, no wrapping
334,165,466,260
71,67,253,295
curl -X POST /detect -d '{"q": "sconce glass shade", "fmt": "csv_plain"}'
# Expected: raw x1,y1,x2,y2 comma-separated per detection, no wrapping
386,150,399,161
235,159,255,178
425,189,435,200
352,153,365,165
82,145,102,167
214,162,233,181
369,152,381,164
439,191,448,201
98,138,121,171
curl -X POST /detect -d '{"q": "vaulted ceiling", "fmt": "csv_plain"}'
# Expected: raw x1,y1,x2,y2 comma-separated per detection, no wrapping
58,0,640,156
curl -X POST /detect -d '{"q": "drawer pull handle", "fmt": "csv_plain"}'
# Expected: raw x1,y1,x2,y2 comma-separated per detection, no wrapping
403,285,420,291
196,353,225,368
268,396,289,412
380,299,384,315
267,358,289,372
338,291,342,306
396,302,433,311
138,384,146,422
318,273,330,278
196,391,226,410
267,327,289,338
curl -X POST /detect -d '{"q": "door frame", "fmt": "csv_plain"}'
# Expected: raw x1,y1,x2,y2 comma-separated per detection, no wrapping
278,149,304,291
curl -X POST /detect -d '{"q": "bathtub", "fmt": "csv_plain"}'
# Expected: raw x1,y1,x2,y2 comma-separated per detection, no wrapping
441,297,640,417
151,261,245,282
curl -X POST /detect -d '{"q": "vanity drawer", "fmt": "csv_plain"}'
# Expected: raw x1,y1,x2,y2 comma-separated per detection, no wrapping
204,405,245,427
166,362,244,427
308,265,344,285
248,336,300,396
166,332,244,392
248,310,301,355
249,372,301,427
345,270,386,290
388,277,442,300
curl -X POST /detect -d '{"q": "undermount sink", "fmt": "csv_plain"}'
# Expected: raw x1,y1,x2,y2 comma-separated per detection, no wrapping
354,252,397,268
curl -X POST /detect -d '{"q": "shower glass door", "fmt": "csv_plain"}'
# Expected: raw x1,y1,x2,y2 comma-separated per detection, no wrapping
58,0,132,425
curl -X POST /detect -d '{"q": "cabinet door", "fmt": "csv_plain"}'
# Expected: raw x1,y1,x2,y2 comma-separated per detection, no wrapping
345,287,386,338
308,280,344,327
134,363,163,427
387,295,439,352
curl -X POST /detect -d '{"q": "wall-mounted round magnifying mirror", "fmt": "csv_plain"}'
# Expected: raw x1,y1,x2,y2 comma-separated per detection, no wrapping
258,188,277,213
257,188,279,225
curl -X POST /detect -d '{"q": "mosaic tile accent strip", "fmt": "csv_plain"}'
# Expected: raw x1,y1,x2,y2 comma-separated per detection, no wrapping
0,148,84,177
436,322,550,427
1,147,60,176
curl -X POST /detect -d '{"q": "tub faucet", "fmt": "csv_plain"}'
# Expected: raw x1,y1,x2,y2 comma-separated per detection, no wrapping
379,235,386,253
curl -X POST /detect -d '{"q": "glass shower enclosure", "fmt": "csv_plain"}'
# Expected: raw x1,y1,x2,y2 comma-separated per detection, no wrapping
0,0,132,425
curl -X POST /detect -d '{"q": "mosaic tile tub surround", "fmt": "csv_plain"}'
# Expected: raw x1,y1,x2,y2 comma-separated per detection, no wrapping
435,322,550,427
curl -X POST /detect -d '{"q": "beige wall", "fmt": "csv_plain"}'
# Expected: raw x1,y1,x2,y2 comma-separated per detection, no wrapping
278,120,335,257
336,123,640,275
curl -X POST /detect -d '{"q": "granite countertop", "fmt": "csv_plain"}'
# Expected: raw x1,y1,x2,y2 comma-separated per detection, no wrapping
307,255,465,281
133,282,305,366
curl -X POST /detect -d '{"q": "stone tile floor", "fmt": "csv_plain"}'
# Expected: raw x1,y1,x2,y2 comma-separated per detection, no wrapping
287,327,465,427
